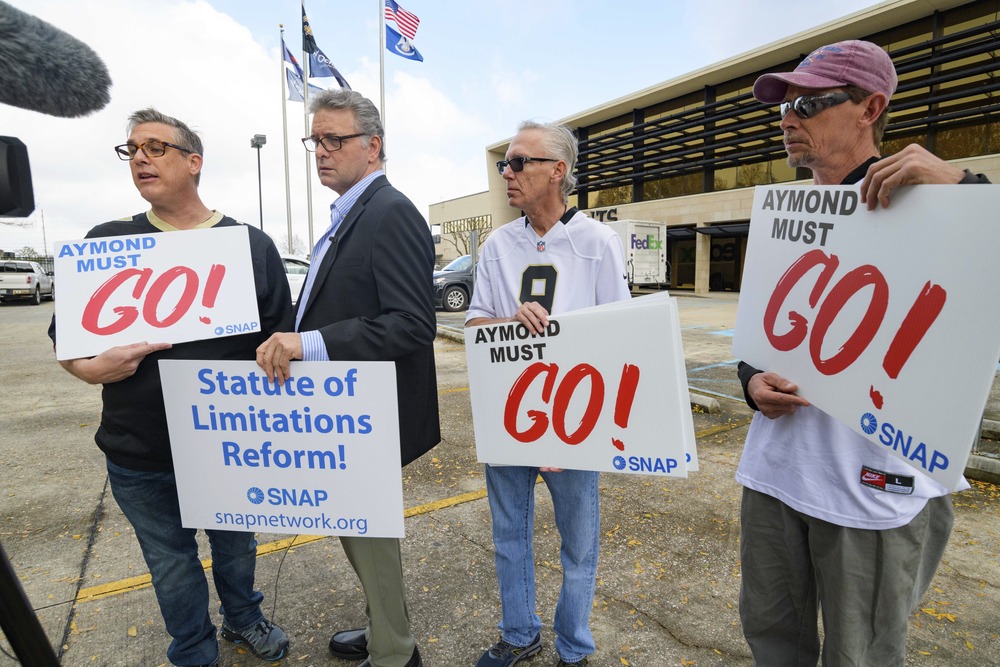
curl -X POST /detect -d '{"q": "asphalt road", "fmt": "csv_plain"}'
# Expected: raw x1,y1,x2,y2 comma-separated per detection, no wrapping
2,296,999,666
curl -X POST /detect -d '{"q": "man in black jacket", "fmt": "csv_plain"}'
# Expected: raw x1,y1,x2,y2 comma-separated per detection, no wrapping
256,89,438,667
52,108,292,666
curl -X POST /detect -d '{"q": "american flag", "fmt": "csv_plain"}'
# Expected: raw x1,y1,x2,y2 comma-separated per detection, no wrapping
384,0,420,40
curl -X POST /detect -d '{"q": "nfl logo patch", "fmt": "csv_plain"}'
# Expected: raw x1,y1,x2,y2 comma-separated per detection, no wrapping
536,240,545,252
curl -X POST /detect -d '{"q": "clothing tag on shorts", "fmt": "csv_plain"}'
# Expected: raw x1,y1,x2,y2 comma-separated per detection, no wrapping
860,465,914,495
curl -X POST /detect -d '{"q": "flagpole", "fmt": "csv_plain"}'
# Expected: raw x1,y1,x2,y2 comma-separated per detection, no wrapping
379,0,386,178
279,26,294,254
302,2,315,250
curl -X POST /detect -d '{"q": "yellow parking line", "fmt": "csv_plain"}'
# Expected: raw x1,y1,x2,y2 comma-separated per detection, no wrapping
73,417,751,603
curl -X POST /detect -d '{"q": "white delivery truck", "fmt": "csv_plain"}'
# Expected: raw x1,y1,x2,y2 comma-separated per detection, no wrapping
605,220,669,289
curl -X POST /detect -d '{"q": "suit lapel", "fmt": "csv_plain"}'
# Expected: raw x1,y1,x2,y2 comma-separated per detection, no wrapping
298,175,390,323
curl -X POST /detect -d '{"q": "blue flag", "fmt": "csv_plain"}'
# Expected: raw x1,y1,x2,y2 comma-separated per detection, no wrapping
282,37,303,78
302,3,318,54
287,68,324,103
385,24,423,62
308,46,352,90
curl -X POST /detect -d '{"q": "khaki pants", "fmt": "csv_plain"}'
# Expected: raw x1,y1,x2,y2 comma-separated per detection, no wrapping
341,536,416,667
739,488,953,666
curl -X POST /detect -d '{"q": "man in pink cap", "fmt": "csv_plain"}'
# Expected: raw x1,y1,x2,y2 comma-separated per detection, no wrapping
736,40,989,665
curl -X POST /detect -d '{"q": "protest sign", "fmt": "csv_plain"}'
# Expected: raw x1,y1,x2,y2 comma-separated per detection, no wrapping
466,294,696,477
53,226,259,360
733,184,1000,489
159,360,403,537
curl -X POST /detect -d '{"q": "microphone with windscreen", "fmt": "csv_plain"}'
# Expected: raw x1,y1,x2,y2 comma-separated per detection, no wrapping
0,0,112,117
0,0,112,216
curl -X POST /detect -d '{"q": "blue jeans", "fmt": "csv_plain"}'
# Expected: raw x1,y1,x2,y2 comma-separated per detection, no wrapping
106,459,265,666
484,465,600,663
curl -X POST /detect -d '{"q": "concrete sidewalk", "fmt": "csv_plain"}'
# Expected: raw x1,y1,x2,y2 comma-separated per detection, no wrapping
2,296,999,666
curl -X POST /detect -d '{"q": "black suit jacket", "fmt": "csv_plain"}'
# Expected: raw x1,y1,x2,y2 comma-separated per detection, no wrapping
297,175,440,465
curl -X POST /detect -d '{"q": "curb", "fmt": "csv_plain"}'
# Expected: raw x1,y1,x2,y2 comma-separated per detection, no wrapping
967,454,1000,486
968,419,1000,484
981,418,1000,441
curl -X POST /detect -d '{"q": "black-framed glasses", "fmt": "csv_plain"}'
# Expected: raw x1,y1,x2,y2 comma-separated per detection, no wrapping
114,140,194,161
779,92,851,119
496,156,558,175
302,133,365,152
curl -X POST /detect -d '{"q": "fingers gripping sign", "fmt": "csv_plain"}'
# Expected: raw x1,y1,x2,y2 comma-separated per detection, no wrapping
60,341,173,385
747,371,810,419
860,144,966,210
513,301,550,334
256,332,303,385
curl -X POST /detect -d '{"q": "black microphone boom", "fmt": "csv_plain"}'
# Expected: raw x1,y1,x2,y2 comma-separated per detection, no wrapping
0,0,111,118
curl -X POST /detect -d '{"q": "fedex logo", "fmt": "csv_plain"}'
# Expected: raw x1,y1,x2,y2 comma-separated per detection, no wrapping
631,234,663,250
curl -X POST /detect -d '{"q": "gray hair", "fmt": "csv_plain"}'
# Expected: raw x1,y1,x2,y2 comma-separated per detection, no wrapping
845,85,890,147
126,108,203,184
517,120,578,202
309,89,386,162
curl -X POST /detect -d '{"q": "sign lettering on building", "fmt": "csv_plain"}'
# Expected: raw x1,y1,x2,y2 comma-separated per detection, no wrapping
442,215,492,235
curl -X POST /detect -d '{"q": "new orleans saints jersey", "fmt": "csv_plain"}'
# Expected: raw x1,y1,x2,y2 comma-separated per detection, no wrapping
466,210,630,321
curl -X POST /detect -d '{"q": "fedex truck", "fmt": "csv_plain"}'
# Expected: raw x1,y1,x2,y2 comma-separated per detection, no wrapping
606,220,669,289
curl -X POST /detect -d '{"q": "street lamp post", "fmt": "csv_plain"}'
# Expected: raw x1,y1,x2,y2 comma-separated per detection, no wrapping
250,134,267,231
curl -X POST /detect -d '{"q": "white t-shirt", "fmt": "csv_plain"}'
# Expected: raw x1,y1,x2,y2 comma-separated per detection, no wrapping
466,211,631,320
737,405,967,530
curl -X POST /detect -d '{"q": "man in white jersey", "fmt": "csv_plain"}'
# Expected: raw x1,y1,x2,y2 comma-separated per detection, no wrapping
737,40,990,666
466,121,630,667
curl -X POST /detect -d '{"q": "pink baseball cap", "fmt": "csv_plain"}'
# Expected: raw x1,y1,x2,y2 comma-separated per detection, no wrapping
753,40,898,103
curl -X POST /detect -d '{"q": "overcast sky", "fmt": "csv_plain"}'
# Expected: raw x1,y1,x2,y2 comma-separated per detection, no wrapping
1,0,879,255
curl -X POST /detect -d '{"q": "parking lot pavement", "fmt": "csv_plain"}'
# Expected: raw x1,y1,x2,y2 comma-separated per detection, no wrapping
3,297,1000,666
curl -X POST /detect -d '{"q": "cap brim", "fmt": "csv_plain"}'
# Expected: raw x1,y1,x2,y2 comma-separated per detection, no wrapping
753,72,851,103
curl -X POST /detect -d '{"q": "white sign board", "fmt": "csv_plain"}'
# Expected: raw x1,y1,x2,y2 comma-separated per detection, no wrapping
159,360,404,537
733,184,1000,489
466,294,697,477
54,226,260,360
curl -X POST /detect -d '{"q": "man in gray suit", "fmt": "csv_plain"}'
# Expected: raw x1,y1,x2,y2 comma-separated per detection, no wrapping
256,89,439,667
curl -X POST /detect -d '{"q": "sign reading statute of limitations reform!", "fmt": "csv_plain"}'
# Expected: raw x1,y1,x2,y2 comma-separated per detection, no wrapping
159,360,403,537
466,294,697,477
732,184,1000,490
53,226,260,360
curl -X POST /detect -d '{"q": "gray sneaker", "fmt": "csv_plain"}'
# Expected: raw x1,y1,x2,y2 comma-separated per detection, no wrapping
220,618,289,660
476,633,542,667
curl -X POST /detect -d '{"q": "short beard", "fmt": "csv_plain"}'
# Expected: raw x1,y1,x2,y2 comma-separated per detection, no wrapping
787,151,815,169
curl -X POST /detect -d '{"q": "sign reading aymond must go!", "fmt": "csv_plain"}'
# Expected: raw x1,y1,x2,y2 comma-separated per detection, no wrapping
53,226,260,360
465,294,697,477
159,360,404,537
733,184,1000,490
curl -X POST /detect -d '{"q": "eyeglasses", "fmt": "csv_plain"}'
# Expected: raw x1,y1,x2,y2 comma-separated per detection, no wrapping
302,133,365,152
779,92,851,119
496,156,558,175
114,140,195,161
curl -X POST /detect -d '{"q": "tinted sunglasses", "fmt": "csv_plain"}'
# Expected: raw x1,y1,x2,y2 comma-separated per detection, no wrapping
779,92,851,119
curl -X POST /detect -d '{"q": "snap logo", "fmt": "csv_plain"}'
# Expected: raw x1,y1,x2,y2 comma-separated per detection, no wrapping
860,412,878,435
